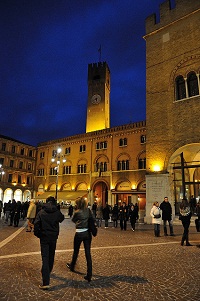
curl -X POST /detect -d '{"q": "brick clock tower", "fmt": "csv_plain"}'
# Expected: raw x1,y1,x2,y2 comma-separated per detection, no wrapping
86,62,110,133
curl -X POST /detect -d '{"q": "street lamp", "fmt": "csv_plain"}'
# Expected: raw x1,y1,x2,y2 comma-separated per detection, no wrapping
0,164,5,181
51,148,66,201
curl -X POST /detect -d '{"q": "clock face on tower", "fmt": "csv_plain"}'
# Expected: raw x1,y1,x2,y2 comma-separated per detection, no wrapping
91,94,101,104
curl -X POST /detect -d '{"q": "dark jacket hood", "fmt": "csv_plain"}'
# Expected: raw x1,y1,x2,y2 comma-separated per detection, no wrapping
43,202,58,213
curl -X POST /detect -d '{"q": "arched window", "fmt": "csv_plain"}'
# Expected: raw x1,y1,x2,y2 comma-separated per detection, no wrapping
187,72,199,97
175,75,186,100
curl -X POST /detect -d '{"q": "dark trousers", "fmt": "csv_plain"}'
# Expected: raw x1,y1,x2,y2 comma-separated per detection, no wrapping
40,240,57,285
130,220,136,230
181,221,190,244
120,219,127,230
71,231,92,277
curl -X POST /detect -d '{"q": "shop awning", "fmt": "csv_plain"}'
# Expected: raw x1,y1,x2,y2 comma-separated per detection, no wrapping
35,191,88,201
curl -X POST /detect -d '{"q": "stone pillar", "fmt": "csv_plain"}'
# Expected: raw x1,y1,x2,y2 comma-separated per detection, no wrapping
144,173,173,224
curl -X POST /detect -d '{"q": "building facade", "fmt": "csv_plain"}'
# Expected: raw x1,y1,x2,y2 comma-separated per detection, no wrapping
0,135,36,202
144,0,200,222
35,122,146,218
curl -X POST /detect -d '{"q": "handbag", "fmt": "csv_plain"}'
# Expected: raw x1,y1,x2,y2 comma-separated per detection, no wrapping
154,213,161,218
88,210,98,237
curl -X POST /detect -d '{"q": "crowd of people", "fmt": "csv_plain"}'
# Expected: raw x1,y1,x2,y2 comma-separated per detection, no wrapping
91,201,139,231
0,195,199,289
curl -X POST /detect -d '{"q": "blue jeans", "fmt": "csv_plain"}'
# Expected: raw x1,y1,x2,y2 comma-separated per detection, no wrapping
71,231,92,277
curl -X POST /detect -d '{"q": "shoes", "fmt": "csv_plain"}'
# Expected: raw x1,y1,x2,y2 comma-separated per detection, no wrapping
170,233,175,236
39,284,50,290
186,243,192,246
132,229,135,231
66,263,74,272
84,275,91,282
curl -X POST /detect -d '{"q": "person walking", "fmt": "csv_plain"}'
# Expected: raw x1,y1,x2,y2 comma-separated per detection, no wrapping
68,204,74,218
26,199,36,232
103,202,110,228
119,202,128,230
66,197,94,282
34,196,64,289
129,204,138,231
179,198,192,246
112,203,119,228
160,197,175,236
96,201,103,227
9,199,17,226
4,200,12,223
150,201,162,237
195,200,200,232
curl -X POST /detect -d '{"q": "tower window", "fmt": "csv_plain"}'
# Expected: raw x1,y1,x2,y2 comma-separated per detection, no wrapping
187,72,199,97
93,75,100,80
175,75,186,100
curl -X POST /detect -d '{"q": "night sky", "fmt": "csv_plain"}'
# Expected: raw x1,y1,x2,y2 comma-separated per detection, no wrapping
0,0,166,146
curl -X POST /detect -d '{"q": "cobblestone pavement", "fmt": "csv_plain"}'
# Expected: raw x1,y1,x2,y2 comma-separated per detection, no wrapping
0,215,199,301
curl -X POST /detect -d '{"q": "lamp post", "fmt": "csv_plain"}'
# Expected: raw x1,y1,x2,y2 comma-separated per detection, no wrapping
51,148,66,201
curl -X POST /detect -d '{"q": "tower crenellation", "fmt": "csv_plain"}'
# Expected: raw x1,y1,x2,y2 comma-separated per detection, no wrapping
145,0,200,35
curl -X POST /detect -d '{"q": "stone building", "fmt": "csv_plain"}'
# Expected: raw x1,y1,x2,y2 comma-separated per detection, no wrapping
0,135,36,202
144,0,200,222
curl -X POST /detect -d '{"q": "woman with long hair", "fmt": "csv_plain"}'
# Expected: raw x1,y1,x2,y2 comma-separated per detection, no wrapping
179,198,192,246
66,197,93,282
150,201,162,237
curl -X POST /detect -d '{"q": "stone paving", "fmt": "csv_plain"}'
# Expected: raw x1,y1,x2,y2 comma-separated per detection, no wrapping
0,215,200,301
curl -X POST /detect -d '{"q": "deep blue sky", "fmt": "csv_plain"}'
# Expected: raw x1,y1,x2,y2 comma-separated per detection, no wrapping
0,0,166,146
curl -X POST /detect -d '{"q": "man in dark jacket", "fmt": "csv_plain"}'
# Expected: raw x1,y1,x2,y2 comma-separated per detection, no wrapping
160,197,175,236
34,196,64,290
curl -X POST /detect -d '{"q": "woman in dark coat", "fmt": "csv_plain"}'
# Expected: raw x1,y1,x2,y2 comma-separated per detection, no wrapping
129,204,138,231
119,202,128,231
103,202,110,228
179,198,192,246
